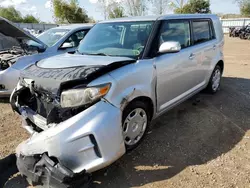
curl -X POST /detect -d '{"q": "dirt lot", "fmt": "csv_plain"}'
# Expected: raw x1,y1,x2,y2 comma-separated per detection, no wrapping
0,36,250,188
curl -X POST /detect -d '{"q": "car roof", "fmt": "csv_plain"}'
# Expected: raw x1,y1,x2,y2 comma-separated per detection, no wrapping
56,24,94,30
159,14,218,20
100,16,159,23
99,14,218,23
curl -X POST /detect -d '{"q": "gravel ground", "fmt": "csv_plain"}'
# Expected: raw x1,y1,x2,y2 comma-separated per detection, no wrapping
0,36,250,188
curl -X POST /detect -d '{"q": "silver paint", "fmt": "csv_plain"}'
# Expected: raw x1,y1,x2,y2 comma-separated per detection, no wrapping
14,14,224,175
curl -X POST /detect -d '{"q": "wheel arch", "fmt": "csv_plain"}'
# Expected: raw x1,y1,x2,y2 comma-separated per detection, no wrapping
216,60,224,74
122,96,155,121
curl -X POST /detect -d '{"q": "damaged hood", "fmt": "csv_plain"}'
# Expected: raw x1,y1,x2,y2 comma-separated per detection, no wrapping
37,53,134,68
0,17,47,48
20,53,135,95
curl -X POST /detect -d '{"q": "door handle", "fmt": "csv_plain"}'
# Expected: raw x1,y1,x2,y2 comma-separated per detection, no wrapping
189,53,195,60
213,45,216,50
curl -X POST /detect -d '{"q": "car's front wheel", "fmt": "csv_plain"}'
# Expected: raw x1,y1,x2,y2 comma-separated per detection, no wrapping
206,65,222,93
122,101,150,151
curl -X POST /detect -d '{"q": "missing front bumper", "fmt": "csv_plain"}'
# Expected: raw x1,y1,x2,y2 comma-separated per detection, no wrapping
17,153,92,188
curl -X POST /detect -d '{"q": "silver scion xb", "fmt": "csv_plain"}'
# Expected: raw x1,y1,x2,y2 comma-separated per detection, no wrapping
11,14,224,187
0,17,93,97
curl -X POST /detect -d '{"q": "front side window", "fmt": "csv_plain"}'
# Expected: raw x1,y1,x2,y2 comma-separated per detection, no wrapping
77,21,154,58
63,30,87,48
158,20,191,49
192,21,211,44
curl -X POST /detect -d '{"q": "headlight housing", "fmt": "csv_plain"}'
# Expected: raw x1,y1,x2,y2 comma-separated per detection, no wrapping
60,83,111,108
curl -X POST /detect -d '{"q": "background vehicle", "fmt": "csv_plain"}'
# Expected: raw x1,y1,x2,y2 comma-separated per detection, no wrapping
229,27,236,37
11,14,224,188
229,24,250,38
239,24,250,39
0,17,93,96
229,27,243,37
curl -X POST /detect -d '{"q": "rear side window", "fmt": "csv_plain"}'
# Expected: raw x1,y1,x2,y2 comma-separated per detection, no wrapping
192,20,214,44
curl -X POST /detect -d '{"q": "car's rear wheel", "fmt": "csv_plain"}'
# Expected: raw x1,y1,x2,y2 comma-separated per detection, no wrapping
122,101,150,151
206,65,222,94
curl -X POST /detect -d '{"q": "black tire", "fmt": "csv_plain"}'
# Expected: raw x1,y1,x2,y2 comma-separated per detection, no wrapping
122,100,150,151
205,65,222,94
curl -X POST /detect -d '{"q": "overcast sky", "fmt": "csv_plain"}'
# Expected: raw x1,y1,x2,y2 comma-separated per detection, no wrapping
0,0,241,23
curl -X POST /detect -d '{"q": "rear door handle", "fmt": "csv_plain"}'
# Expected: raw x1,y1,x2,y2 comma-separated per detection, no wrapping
189,53,195,60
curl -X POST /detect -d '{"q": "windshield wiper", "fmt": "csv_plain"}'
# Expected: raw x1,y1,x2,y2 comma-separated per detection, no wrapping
81,52,110,56
75,49,82,54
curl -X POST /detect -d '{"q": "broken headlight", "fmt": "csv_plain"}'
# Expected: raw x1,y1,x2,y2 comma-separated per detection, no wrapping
60,83,111,108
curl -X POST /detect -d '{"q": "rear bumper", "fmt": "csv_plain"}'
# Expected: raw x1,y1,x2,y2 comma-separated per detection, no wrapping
17,153,92,188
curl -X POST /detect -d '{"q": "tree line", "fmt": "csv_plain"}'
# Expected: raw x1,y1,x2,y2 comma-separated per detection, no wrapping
100,0,212,19
235,0,250,16
93,0,250,19
0,0,249,24
0,6,40,23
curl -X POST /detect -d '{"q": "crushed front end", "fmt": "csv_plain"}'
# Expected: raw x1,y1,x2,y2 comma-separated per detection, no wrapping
17,153,92,188
10,60,128,187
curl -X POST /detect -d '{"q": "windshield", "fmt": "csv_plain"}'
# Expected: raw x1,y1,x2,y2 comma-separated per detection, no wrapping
78,21,154,58
37,28,69,47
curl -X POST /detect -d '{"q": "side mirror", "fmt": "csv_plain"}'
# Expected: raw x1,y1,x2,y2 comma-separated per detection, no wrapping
159,41,181,54
37,47,46,53
60,42,73,49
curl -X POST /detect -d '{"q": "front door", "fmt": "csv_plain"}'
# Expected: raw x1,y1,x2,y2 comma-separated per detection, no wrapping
154,20,204,112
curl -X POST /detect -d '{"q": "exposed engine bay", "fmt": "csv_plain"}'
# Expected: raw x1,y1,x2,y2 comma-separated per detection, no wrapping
0,43,40,71
0,16,48,72
0,47,25,71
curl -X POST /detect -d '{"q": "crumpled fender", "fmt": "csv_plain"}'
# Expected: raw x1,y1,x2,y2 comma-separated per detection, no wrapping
88,59,157,114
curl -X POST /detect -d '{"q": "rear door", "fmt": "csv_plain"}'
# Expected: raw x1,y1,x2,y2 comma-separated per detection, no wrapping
191,19,217,84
